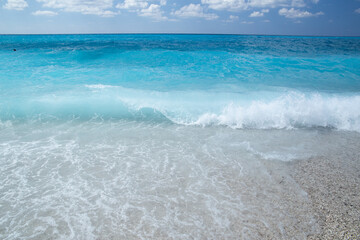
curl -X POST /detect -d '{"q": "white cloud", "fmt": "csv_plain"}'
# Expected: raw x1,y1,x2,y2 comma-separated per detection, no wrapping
3,0,28,10
279,8,323,18
225,15,239,22
32,10,58,16
173,4,218,20
249,11,263,17
116,0,169,20
116,0,148,10
312,0,319,3
201,0,317,11
36,0,117,17
229,15,239,20
355,8,360,14
96,10,117,17
241,21,254,24
249,8,269,17
291,0,305,7
201,0,247,11
249,0,288,8
116,0,166,10
201,0,293,11
139,4,167,20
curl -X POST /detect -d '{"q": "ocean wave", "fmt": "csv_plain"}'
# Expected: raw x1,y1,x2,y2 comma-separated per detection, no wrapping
189,93,360,132
1,87,360,132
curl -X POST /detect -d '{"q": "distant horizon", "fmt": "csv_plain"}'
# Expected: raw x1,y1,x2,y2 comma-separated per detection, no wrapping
1,32,360,37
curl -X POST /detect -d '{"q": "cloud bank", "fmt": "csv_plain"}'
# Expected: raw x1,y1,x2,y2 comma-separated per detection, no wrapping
279,8,323,18
3,0,28,10
2,0,325,22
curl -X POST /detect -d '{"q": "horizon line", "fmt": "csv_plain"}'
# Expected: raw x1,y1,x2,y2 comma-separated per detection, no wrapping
1,33,360,37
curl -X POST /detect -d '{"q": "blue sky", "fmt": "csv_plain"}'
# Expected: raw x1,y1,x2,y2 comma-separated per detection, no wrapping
1,0,360,35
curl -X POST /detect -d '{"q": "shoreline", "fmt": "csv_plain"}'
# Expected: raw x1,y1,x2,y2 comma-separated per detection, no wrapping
288,149,360,239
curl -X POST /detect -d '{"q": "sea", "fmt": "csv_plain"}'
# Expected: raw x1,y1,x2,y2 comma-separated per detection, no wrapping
0,34,359,239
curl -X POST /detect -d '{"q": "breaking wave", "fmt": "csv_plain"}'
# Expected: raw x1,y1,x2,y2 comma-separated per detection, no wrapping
191,93,360,132
1,85,359,132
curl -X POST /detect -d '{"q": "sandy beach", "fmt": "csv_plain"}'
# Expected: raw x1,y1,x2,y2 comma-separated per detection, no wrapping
288,136,360,239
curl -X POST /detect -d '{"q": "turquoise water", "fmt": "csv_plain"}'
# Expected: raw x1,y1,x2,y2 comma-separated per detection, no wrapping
1,34,360,130
1,35,360,239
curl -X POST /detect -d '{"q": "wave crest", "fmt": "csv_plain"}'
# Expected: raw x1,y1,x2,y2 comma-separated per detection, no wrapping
192,93,360,132
2,87,360,132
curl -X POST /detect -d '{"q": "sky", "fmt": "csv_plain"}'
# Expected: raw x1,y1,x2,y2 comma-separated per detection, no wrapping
1,0,360,35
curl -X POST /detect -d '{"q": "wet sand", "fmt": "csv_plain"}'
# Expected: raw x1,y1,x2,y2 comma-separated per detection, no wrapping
288,147,360,239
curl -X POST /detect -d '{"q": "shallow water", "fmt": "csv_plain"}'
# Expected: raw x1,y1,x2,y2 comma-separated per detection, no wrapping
3,121,359,239
0,34,360,239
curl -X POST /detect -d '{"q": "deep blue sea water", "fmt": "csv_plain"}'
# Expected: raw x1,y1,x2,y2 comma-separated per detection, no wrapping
0,35,360,239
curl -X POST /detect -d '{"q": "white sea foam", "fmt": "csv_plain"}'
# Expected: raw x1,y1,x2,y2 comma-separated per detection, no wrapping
192,93,360,132
81,86,360,132
85,84,114,89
